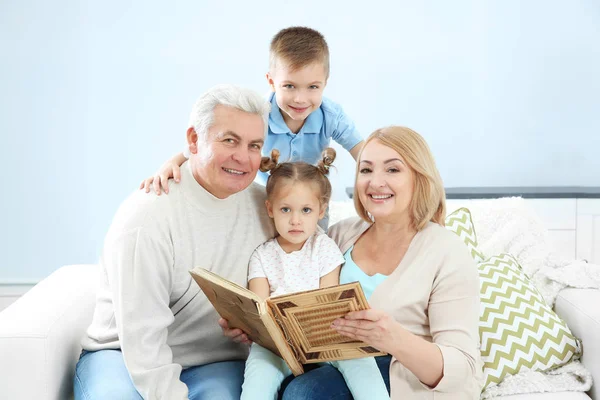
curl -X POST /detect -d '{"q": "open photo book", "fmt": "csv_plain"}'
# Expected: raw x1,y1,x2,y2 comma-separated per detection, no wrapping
189,267,386,376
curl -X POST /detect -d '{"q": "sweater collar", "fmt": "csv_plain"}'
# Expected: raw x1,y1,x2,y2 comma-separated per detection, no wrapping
181,161,239,210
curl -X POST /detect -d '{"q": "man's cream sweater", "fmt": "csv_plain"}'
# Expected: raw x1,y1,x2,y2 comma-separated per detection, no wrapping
81,162,274,399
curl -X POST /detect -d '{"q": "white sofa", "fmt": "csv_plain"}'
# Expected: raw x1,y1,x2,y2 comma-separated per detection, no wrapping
0,263,598,400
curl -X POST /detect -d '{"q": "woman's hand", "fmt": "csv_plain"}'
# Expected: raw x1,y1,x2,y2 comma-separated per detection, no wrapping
218,318,252,345
331,309,403,355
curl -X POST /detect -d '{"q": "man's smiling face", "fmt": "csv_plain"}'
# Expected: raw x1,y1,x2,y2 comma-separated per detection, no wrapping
189,104,265,198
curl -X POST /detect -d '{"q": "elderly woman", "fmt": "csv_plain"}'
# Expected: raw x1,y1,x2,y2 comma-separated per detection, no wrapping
281,126,483,399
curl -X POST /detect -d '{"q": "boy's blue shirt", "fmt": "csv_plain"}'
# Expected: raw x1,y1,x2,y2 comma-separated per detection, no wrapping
256,92,362,185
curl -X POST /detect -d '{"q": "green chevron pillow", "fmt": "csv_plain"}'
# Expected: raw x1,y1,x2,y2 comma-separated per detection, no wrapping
478,253,582,389
445,208,485,262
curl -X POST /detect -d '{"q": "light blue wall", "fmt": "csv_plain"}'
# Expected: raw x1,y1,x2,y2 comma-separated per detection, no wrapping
1,1,599,282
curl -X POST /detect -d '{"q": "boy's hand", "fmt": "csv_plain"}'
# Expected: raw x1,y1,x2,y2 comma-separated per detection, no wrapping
139,161,181,195
218,318,252,345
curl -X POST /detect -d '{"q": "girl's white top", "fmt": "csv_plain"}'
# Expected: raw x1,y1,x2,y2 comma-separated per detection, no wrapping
248,232,345,297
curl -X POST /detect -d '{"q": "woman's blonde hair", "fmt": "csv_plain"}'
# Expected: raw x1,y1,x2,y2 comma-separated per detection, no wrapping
353,126,446,230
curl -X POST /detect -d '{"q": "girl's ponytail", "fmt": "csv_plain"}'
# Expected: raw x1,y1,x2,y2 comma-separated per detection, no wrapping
260,149,280,172
316,147,336,176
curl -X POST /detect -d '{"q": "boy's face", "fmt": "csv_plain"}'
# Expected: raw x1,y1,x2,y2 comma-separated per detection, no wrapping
267,61,327,127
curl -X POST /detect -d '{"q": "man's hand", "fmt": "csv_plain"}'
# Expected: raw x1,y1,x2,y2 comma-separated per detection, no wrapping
218,318,252,345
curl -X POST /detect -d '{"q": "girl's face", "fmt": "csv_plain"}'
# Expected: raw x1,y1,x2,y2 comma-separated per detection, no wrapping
356,139,415,225
265,180,325,252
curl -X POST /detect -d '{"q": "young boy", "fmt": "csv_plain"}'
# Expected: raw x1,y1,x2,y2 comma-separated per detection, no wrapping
142,27,364,225
255,26,364,185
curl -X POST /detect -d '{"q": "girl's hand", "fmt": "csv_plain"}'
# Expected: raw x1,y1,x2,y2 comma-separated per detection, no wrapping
139,154,186,195
331,309,402,355
218,318,252,345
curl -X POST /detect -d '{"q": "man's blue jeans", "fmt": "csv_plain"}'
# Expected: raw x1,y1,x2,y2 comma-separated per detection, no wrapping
279,355,391,399
74,350,245,400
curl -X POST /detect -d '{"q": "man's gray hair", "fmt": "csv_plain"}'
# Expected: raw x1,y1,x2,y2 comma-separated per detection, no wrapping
188,84,270,142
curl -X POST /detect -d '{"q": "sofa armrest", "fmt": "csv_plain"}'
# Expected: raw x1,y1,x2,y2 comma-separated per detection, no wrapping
554,288,600,400
0,264,100,400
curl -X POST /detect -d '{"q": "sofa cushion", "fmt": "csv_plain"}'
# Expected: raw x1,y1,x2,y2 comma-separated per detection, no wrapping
494,392,590,399
445,207,486,262
478,254,582,389
0,264,100,400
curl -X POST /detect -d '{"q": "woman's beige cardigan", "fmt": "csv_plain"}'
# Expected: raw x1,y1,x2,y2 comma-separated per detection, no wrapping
328,217,484,399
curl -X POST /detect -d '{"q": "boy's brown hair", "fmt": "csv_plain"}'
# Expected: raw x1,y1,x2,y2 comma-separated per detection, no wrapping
269,27,330,78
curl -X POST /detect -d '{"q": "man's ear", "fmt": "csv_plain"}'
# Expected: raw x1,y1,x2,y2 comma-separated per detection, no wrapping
266,72,275,91
265,200,274,218
186,127,198,155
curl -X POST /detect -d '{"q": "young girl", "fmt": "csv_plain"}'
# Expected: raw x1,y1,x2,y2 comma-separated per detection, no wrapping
241,148,389,400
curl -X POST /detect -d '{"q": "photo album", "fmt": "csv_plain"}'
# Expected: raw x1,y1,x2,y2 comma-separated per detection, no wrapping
190,267,386,375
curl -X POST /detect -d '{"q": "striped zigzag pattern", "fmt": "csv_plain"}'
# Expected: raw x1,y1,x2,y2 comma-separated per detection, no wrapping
478,254,582,389
445,208,485,262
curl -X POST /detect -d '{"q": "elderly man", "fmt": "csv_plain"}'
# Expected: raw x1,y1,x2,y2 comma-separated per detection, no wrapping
74,85,275,399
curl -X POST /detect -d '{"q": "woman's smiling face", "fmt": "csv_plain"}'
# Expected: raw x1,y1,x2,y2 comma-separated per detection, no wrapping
356,139,415,223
